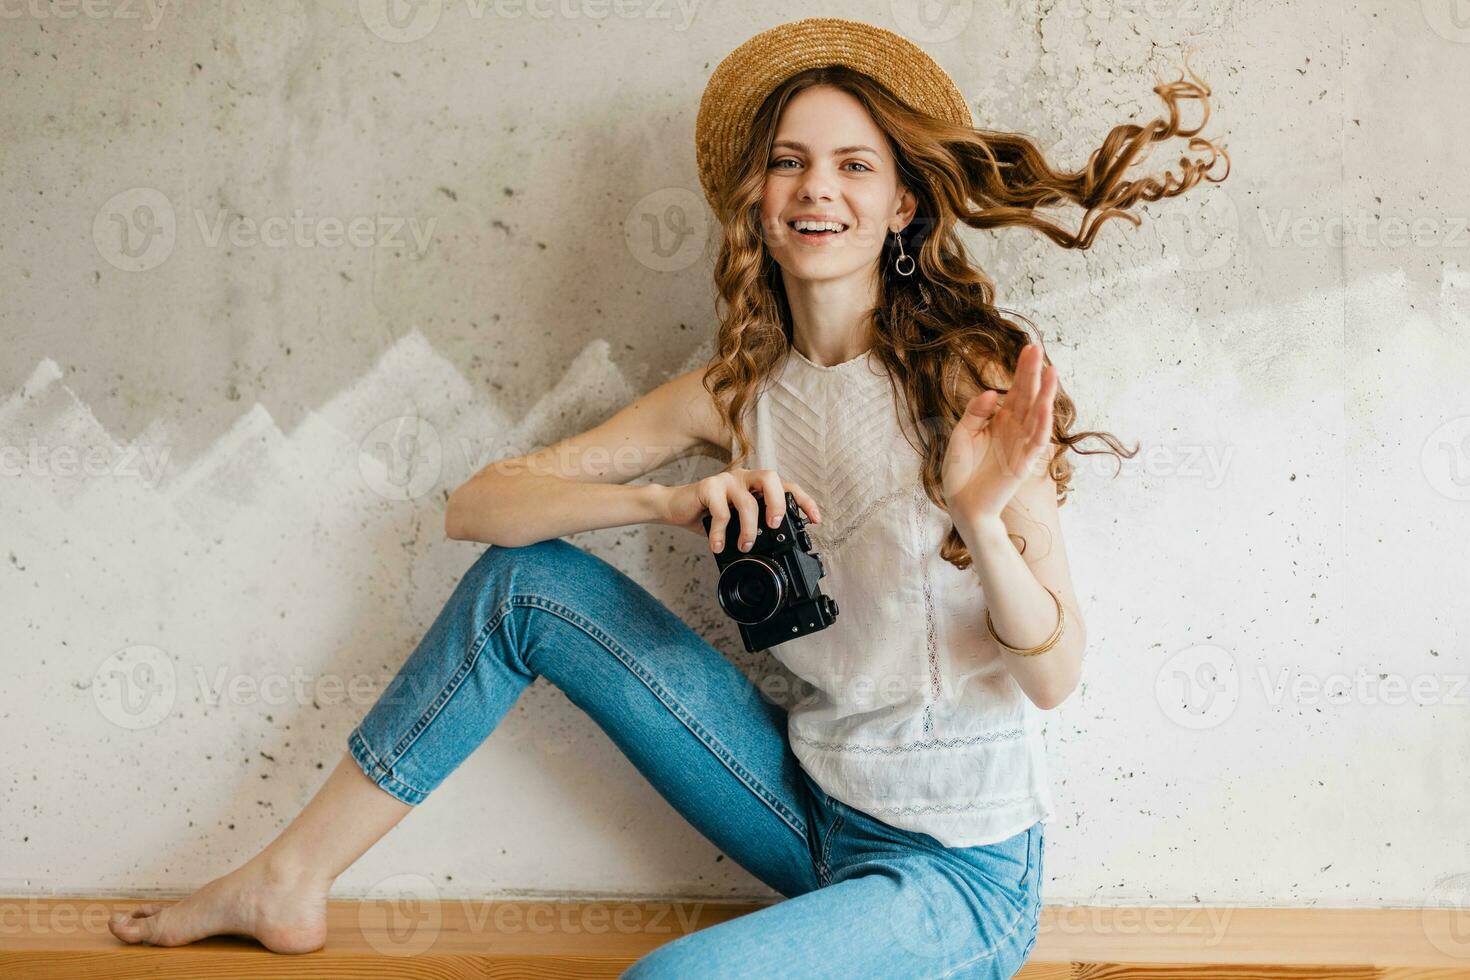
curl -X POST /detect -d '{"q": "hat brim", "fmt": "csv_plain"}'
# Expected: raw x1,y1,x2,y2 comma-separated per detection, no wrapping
695,17,972,211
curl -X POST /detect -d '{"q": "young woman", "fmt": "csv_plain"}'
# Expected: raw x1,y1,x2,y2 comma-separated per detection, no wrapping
108,17,1227,978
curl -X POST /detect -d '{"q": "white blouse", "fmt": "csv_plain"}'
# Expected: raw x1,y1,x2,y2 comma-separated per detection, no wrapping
730,344,1056,847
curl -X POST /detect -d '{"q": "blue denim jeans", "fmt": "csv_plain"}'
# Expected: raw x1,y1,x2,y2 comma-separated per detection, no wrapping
347,537,1044,978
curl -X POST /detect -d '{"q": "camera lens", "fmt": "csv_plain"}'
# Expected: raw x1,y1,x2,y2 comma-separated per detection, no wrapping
716,557,785,625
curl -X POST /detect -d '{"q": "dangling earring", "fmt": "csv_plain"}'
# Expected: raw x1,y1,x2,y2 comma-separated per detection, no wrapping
892,228,915,277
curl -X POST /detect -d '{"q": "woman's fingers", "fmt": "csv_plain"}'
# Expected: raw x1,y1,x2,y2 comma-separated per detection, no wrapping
702,470,824,555
788,484,821,525
731,480,761,552
1008,342,1045,424
704,484,731,552
757,472,787,528
1034,366,1056,435
957,390,1000,439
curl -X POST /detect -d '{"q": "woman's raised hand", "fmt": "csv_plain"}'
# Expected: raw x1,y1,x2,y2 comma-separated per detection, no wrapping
659,468,822,553
940,342,1059,525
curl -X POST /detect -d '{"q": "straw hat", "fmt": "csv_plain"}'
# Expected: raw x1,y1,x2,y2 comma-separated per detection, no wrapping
694,17,973,210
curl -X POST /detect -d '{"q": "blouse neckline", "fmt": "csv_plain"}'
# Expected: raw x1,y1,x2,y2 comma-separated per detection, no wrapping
786,344,882,379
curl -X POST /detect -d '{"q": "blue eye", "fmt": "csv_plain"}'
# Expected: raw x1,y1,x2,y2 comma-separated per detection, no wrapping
844,161,872,173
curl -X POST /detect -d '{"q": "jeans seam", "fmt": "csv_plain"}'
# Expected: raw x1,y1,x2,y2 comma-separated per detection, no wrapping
375,594,521,779
1018,825,1034,890
930,826,1039,979
347,727,429,804
817,810,844,885
931,904,1030,979
512,593,812,846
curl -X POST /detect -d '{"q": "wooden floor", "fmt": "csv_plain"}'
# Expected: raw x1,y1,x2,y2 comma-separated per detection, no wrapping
2,897,1469,978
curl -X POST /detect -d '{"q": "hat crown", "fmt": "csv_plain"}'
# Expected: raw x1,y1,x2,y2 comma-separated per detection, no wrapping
695,17,972,211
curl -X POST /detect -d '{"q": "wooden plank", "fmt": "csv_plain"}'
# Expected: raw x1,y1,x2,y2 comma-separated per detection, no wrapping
1031,905,1470,967
0,896,770,977
4,898,1470,976
1072,967,1379,979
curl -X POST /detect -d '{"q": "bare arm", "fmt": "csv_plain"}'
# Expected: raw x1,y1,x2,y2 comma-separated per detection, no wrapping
449,477,670,547
949,354,1086,711
954,477,1086,711
444,367,728,547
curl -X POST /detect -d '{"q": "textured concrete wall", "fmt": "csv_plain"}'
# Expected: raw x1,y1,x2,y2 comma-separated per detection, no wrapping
3,0,1468,918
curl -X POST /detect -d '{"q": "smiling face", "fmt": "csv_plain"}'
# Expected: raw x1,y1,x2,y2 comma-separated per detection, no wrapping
759,84,916,285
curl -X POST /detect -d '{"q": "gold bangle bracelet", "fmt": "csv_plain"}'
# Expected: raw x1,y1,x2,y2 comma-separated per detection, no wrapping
985,586,1065,657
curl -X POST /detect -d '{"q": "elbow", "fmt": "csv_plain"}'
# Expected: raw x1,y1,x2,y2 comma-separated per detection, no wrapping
444,489,483,542
444,492,463,540
1027,646,1085,711
1029,684,1074,711
445,488,518,546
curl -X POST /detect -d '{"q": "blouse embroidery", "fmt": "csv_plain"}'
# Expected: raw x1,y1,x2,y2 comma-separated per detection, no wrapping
790,728,1025,754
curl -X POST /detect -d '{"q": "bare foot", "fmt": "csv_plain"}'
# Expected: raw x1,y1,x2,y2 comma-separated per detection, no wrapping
108,853,331,954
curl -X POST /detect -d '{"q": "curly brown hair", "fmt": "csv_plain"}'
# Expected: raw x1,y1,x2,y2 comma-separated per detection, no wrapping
701,59,1230,569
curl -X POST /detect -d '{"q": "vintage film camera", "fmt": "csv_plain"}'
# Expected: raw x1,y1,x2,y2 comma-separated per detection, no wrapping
702,490,839,653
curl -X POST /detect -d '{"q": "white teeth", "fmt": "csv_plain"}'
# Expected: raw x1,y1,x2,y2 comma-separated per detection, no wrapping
792,219,845,233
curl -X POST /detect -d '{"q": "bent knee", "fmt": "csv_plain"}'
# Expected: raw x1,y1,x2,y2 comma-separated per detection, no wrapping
459,537,582,600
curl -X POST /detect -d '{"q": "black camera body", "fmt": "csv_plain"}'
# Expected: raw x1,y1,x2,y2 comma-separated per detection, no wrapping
702,490,839,653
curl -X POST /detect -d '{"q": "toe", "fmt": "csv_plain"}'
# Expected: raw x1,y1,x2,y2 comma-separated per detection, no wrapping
109,905,164,944
136,905,193,947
